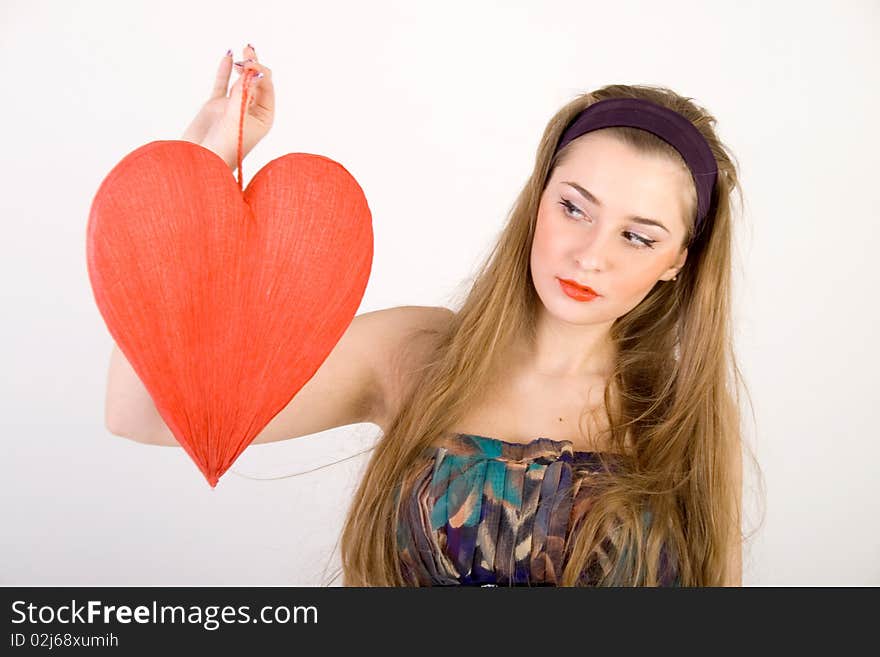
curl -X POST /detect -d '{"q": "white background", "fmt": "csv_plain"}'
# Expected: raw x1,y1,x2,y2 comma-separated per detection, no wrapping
1,0,877,586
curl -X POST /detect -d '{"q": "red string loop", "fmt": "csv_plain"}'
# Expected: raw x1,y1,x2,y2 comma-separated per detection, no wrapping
236,69,254,191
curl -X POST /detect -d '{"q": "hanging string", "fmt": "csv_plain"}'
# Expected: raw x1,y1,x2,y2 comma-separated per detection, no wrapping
228,445,376,481
236,68,255,192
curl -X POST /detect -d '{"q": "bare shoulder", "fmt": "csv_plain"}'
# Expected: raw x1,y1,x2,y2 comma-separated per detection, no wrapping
361,305,453,355
378,305,455,333
370,305,455,431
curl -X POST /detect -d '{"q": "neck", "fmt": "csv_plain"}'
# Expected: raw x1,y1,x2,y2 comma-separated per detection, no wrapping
513,308,617,380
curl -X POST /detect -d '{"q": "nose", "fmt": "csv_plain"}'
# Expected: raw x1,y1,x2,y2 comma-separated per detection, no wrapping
571,223,614,273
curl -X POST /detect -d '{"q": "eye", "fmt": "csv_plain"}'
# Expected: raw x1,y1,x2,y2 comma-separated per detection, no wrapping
558,198,657,250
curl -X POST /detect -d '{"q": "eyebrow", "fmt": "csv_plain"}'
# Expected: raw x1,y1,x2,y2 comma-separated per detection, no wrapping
561,181,670,233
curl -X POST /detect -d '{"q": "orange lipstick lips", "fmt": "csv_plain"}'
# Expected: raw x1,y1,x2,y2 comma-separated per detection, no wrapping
557,277,600,302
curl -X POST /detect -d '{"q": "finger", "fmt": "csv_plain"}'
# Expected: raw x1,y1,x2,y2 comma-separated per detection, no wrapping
232,60,268,77
236,63,273,112
228,61,252,100
229,59,273,113
244,43,258,62
233,61,270,96
248,68,275,114
228,66,261,108
210,49,233,99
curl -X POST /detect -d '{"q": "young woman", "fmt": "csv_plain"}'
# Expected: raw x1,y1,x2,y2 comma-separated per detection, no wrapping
106,45,748,587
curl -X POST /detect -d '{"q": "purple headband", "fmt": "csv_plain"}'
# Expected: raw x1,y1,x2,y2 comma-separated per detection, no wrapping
554,97,718,235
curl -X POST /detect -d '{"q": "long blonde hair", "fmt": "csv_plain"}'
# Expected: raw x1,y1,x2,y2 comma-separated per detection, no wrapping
332,83,760,586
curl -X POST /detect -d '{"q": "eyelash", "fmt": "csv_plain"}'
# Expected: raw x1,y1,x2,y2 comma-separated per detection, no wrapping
558,198,657,249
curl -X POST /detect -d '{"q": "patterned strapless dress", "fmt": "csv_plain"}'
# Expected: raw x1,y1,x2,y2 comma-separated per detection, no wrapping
393,432,680,586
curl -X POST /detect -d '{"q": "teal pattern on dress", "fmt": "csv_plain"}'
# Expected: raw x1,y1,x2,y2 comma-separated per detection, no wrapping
394,433,680,586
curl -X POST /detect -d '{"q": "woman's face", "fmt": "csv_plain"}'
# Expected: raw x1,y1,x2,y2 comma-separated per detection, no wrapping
530,130,693,325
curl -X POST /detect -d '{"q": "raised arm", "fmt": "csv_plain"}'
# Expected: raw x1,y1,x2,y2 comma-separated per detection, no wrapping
104,305,453,446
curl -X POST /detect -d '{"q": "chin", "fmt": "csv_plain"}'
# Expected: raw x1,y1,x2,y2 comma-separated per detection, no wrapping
538,286,584,320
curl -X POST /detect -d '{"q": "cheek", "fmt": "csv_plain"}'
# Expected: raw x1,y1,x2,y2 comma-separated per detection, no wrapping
619,271,655,295
613,263,670,306
531,211,564,269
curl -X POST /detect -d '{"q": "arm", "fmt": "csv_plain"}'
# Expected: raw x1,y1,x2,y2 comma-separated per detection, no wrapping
104,305,452,446
178,131,237,171
195,132,238,171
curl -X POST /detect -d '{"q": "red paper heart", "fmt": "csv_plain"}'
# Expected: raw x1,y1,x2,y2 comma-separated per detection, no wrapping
87,141,373,487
